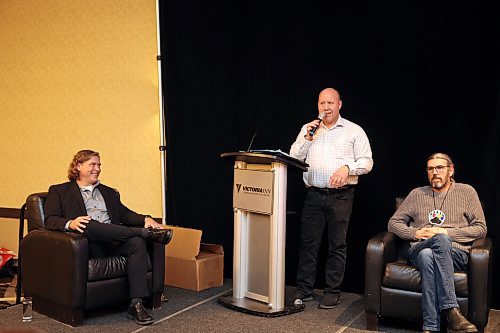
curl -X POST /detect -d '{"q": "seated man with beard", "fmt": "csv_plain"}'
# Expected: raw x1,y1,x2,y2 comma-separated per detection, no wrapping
388,153,486,333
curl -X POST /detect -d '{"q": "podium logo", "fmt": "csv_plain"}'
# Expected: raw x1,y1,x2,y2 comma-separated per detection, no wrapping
235,183,271,196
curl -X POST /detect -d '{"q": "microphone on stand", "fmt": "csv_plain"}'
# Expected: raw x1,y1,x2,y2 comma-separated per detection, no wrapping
308,112,326,137
246,132,258,152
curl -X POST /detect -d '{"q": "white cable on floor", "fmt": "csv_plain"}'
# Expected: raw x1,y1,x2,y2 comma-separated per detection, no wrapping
335,309,365,333
131,288,232,333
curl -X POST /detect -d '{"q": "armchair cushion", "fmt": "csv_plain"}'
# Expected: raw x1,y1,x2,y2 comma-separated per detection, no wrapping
88,256,127,282
88,255,152,282
382,260,468,297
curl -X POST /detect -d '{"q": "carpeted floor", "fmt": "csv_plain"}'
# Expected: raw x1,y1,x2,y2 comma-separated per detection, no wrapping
0,279,499,333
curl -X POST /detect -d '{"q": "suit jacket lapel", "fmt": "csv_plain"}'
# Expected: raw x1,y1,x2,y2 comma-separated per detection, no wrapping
70,180,87,215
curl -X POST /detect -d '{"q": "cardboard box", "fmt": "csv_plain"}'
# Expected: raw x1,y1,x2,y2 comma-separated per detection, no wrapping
164,226,224,291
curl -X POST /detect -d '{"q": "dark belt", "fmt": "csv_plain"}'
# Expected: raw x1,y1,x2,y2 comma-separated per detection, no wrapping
309,185,354,194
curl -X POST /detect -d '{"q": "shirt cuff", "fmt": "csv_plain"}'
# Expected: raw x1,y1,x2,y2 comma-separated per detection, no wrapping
65,220,72,231
346,162,356,175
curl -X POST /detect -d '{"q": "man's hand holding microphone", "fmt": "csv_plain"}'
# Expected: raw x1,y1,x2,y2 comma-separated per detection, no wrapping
304,112,326,141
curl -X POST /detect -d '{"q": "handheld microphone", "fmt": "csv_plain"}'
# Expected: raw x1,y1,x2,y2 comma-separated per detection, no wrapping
308,112,326,137
246,132,258,152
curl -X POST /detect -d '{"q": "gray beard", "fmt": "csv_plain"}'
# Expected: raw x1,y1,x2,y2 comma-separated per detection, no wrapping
431,178,447,190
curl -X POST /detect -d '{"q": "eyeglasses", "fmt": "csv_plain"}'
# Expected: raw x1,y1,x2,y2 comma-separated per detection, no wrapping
426,165,450,173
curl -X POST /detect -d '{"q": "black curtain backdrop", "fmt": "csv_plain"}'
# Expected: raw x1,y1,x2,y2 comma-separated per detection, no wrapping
159,1,500,307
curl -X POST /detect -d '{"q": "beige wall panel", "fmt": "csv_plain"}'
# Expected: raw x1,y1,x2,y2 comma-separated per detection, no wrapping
0,1,163,217
0,217,27,254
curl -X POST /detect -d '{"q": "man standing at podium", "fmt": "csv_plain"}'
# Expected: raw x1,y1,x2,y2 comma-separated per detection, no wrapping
290,88,373,309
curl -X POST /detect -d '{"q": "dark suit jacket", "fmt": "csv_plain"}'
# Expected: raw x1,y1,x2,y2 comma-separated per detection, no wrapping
44,180,146,231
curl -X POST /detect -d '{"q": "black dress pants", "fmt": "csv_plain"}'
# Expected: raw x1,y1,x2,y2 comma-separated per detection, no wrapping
296,186,354,295
83,220,148,298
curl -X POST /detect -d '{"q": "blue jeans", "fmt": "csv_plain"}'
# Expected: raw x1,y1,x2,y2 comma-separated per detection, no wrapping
408,233,469,331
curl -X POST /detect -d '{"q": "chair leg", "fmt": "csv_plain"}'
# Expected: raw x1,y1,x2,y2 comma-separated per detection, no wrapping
152,292,162,309
366,312,379,331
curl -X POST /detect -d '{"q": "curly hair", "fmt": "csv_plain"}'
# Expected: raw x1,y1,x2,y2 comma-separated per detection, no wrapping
68,150,100,180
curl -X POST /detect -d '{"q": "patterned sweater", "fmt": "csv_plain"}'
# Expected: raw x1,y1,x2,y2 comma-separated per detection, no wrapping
388,182,487,252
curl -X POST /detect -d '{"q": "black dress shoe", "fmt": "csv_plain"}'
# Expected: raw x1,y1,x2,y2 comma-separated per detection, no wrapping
445,307,478,333
127,302,154,325
147,227,173,245
318,293,340,309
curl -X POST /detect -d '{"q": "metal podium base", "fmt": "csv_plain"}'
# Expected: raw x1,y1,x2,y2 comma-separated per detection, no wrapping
218,294,305,317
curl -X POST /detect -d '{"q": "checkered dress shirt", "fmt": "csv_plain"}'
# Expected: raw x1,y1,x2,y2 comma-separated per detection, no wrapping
289,116,373,188
79,182,111,224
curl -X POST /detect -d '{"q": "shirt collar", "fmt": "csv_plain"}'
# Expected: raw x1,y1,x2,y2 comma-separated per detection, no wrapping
79,180,100,192
321,115,345,130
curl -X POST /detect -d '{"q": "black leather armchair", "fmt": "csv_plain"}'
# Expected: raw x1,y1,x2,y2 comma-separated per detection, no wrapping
364,199,492,333
19,192,165,326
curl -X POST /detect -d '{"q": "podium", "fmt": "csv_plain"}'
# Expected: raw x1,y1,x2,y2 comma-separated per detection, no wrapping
218,151,308,317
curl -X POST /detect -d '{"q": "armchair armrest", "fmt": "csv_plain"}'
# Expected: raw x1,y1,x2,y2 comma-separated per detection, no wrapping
468,237,493,328
20,229,89,309
364,231,398,314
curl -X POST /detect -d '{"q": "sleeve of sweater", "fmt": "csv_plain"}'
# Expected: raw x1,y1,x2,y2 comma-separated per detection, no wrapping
446,185,487,243
387,189,418,241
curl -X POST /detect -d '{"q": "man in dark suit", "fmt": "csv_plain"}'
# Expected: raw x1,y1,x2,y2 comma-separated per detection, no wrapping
44,149,173,325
